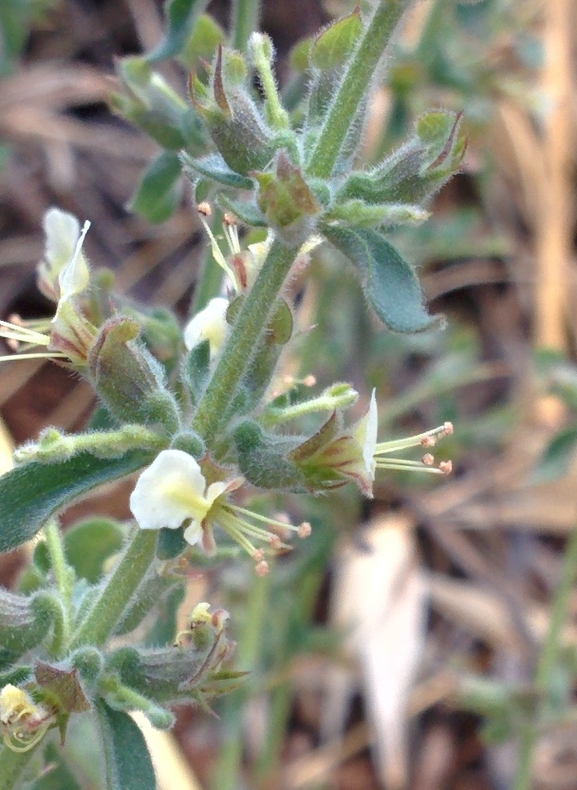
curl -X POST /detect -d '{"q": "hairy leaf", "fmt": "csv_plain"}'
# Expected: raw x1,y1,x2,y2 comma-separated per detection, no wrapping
0,451,155,553
322,225,441,333
96,702,156,790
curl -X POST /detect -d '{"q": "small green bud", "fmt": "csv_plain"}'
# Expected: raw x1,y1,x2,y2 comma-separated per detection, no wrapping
170,431,205,458
324,199,430,229
112,57,205,150
70,647,104,692
310,7,363,71
337,111,466,206
88,317,181,434
192,46,276,175
253,151,321,245
0,590,54,665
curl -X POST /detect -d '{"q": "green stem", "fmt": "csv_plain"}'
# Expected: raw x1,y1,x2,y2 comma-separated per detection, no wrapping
44,520,73,656
230,0,261,52
535,528,577,693
0,742,40,790
512,528,577,789
70,528,158,649
211,573,270,790
192,239,298,442
306,0,413,178
251,35,290,131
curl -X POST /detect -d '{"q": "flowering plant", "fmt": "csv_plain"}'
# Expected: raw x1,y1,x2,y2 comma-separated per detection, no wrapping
0,1,460,787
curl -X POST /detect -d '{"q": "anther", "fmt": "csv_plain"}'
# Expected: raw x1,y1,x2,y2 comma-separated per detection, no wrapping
197,202,212,217
255,560,270,576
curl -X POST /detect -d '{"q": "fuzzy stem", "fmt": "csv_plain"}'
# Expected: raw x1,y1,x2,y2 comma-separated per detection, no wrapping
307,0,413,178
70,528,158,649
44,519,73,656
230,0,261,52
192,239,298,442
0,742,40,790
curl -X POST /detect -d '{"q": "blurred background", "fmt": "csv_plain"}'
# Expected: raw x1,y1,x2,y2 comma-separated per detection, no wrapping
1,0,577,788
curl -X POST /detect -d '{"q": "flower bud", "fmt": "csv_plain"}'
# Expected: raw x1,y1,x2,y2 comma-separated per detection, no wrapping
191,46,276,175
88,317,181,434
336,111,466,206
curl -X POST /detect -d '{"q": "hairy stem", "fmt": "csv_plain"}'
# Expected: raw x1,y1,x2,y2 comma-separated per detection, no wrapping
307,0,413,178
230,0,261,52
0,742,40,790
192,239,298,442
44,519,73,656
70,528,158,649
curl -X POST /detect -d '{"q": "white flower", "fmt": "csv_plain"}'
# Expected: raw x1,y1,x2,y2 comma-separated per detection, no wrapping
0,208,94,365
129,449,227,540
38,208,90,303
130,449,311,574
184,297,229,357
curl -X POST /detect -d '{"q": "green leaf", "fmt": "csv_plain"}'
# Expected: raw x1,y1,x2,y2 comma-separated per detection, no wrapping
96,702,156,790
30,743,82,790
216,193,267,227
234,422,305,491
531,426,577,484
310,8,363,70
0,450,155,553
178,12,225,69
182,339,210,406
129,151,182,223
322,226,441,333
146,0,209,63
156,527,187,560
180,151,254,190
64,518,125,583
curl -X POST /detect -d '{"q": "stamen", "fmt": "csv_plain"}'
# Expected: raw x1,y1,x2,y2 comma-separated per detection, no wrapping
196,212,239,291
374,422,453,455
228,504,305,534
374,457,451,475
255,560,269,576
297,522,312,538
0,352,68,363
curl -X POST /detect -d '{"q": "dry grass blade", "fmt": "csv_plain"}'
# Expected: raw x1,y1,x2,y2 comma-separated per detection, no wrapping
322,513,428,789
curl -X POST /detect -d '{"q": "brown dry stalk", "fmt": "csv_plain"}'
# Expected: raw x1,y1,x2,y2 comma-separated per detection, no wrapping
534,0,574,352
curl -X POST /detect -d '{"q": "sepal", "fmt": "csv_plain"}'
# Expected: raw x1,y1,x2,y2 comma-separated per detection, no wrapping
88,317,181,433
233,422,305,491
337,110,466,205
191,46,276,175
112,57,206,151
0,590,55,668
253,151,321,245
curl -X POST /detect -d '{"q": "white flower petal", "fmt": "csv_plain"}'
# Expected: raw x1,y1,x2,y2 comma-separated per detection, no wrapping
358,389,378,479
57,220,91,303
39,209,90,303
129,449,208,531
184,297,229,356
183,520,203,545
